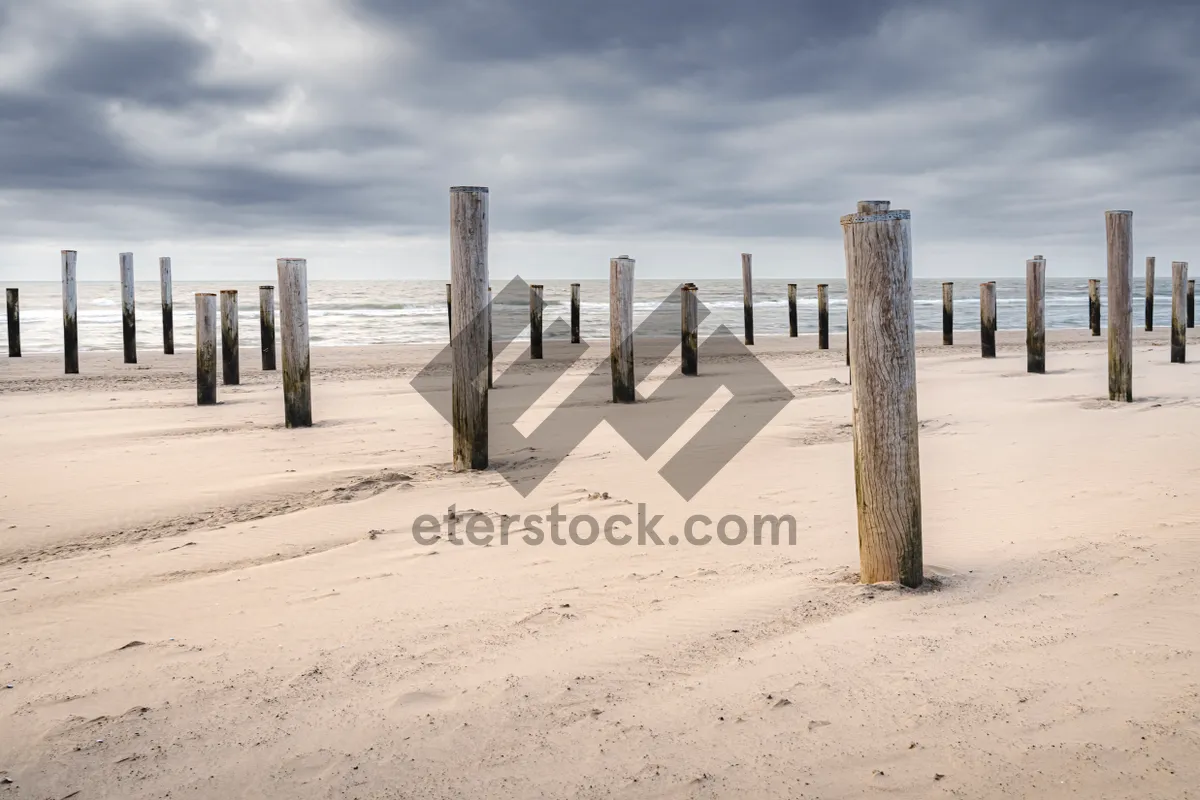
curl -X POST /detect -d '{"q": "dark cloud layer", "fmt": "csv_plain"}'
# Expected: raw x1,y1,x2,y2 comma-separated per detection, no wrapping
1,0,1199,265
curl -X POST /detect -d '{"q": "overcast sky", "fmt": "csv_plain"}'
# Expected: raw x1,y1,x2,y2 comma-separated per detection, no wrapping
1,0,1197,281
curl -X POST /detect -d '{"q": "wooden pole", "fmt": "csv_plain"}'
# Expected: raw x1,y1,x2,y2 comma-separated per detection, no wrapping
119,252,136,364
1145,256,1155,331
5,288,19,358
1107,211,1134,402
787,283,798,337
610,255,636,403
1189,279,1195,329
220,289,239,385
195,293,218,406
449,186,489,469
160,257,174,354
570,283,581,344
741,253,754,345
1089,279,1101,336
817,284,829,349
277,258,313,427
529,284,544,359
842,200,922,588
980,281,997,358
62,250,78,374
446,283,452,340
942,281,954,345
1026,256,1046,374
259,285,277,370
1172,261,1188,364
681,282,698,376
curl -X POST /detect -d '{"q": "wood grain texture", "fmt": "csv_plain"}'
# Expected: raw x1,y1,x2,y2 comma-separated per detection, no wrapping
160,257,174,355
942,282,953,345
529,284,544,359
842,202,922,588
259,286,277,371
1188,279,1195,329
195,293,218,406
1106,211,1134,402
570,283,581,344
815,284,829,350
787,283,798,337
1026,257,1046,374
446,283,452,341
119,252,136,364
1172,261,1187,363
1145,256,1155,331
681,283,698,376
277,258,313,428
5,288,19,358
62,250,78,374
741,253,754,345
220,290,239,385
449,187,489,469
980,281,997,358
1088,279,1101,336
610,256,636,403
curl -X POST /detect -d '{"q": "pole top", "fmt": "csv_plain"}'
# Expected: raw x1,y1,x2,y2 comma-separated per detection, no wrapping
1172,260,1189,267
1105,210,1133,216
943,281,953,285
220,289,238,294
841,208,909,225
260,285,274,290
196,292,217,297
450,186,489,193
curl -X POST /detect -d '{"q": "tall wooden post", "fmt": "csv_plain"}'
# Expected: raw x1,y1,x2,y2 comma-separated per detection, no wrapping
1172,261,1187,364
570,283,581,344
449,186,489,469
787,283,798,337
610,255,636,403
741,253,754,345
529,284,544,359
980,281,997,358
843,200,922,588
1145,256,1155,331
1107,211,1134,402
259,285,277,370
196,293,218,406
62,250,78,374
681,283,698,376
5,289,19,358
817,284,829,349
160,257,174,354
1026,256,1046,374
1088,279,1101,336
942,282,954,345
277,258,313,427
446,283,452,340
119,252,136,364
220,290,239,385
1188,279,1195,329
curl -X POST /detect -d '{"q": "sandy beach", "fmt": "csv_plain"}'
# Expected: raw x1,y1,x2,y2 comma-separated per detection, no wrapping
2,329,1199,798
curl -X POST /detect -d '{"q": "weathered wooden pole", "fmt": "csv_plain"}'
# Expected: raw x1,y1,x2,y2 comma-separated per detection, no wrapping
787,283,798,337
942,281,954,345
843,199,922,588
1088,279,1101,336
570,283,581,344
277,258,313,427
1145,256,1156,331
1026,256,1046,374
449,186,489,469
741,253,754,345
259,285,277,370
1188,279,1195,329
5,289,19,358
1172,261,1187,364
1107,211,1134,402
159,257,174,354
610,255,636,403
980,281,997,358
220,289,239,385
119,252,136,364
196,293,218,406
62,250,78,374
817,284,829,349
681,282,698,376
529,284,544,359
446,283,452,340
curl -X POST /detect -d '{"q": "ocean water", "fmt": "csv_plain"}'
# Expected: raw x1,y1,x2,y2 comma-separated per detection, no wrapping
0,278,1176,354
